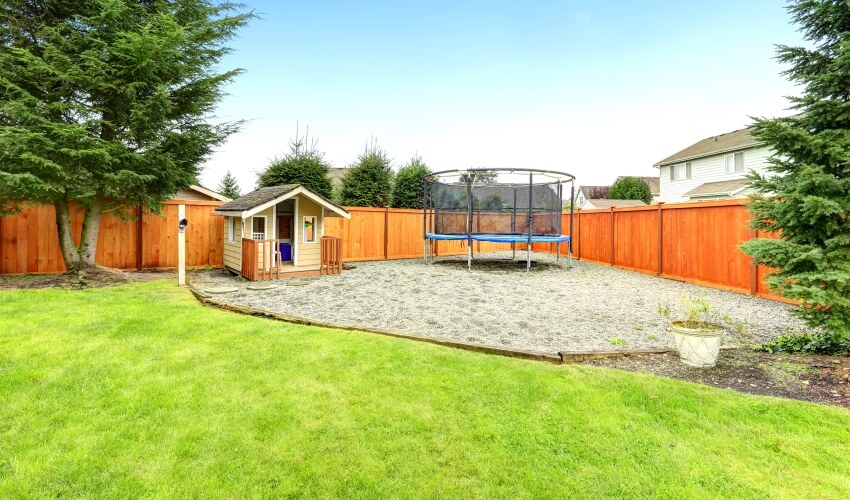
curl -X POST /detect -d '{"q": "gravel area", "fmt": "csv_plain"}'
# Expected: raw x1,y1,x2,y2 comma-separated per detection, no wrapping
190,251,810,354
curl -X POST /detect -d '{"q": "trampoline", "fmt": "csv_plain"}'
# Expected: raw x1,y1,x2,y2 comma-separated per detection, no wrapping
422,168,576,271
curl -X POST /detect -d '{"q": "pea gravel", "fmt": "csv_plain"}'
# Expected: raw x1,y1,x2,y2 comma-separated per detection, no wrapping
190,252,810,354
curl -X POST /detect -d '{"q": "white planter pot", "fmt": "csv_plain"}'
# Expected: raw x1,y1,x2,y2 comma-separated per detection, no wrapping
670,322,723,368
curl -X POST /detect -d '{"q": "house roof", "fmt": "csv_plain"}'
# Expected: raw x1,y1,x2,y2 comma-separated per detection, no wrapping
616,176,660,196
577,185,609,200
215,185,350,219
189,184,230,202
583,199,648,209
683,179,750,198
654,127,760,167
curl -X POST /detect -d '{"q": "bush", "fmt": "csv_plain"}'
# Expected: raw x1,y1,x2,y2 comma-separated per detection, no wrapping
756,332,850,355
257,139,333,198
608,177,652,204
339,142,394,207
391,156,430,209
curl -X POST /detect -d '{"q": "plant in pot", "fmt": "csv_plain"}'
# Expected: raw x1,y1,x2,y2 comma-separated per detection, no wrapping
657,293,724,368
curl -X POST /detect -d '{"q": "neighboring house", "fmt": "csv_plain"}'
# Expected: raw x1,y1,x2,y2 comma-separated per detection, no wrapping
573,181,654,210
172,184,230,202
214,184,350,278
654,127,771,203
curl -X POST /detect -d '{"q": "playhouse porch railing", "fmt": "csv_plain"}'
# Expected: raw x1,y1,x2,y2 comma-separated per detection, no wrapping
240,236,343,280
320,236,343,275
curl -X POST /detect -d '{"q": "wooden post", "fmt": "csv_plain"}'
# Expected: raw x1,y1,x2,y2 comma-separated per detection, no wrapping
749,228,758,295
657,203,663,276
136,205,144,272
177,204,186,286
577,209,581,260
609,206,615,267
384,206,389,259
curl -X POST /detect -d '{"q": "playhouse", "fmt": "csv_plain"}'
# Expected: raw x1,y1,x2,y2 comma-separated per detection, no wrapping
215,185,350,280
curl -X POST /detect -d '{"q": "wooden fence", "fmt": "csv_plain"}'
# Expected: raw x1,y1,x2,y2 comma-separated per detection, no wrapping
0,200,223,273
569,200,783,301
1,200,784,302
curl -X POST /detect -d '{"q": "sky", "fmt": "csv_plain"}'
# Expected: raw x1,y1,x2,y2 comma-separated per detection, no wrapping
200,1,805,192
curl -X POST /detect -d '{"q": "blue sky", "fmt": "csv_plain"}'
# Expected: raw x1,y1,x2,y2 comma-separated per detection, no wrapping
202,1,804,191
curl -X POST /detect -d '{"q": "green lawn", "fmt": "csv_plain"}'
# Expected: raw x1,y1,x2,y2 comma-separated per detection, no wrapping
0,281,848,498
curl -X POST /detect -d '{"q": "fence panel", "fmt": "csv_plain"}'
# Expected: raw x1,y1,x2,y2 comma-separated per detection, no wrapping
0,200,222,273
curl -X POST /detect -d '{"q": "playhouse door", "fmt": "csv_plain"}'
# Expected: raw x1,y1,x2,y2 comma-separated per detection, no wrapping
277,215,293,262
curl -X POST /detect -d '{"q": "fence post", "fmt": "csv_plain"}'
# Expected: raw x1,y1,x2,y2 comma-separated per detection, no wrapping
136,204,144,272
609,206,615,267
384,206,389,259
657,203,663,276
749,227,758,295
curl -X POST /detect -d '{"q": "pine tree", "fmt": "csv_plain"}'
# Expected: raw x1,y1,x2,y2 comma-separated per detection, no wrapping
339,141,394,207
609,177,653,204
0,1,252,270
217,171,241,199
390,155,430,209
257,138,333,198
742,0,850,337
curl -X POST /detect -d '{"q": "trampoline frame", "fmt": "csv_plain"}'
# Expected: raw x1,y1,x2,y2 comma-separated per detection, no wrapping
422,168,576,272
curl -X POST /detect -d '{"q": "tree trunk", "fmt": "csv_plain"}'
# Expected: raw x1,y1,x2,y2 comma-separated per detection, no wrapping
54,200,82,271
78,199,103,266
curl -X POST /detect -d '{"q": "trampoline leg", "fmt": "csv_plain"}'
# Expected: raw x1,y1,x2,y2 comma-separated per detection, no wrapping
468,244,472,271
423,240,427,263
568,250,573,268
526,245,531,272
556,242,560,263
512,242,516,260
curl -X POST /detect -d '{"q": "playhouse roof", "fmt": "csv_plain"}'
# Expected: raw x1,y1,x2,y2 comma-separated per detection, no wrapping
215,185,350,219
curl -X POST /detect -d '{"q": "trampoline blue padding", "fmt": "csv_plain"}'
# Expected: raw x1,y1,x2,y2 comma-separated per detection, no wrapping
426,233,570,244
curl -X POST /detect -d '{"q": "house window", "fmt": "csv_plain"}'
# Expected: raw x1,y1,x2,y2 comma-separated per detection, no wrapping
303,216,316,243
671,162,691,181
725,152,744,173
251,216,266,240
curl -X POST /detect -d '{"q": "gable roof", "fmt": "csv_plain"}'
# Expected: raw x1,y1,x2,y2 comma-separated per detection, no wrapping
577,185,610,200
583,199,647,209
655,127,760,167
683,179,751,198
215,185,350,219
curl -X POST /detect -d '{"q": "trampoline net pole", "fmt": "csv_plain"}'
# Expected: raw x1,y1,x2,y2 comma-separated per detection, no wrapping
422,176,427,262
527,172,533,272
467,173,473,271
569,181,575,266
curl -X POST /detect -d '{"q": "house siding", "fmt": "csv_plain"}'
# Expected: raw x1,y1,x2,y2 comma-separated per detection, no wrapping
297,197,323,266
658,146,772,203
223,216,243,271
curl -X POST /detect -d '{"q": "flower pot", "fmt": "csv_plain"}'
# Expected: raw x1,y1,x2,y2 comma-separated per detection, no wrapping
670,321,724,368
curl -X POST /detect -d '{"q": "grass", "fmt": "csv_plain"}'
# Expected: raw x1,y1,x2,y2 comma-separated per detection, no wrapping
1,281,849,498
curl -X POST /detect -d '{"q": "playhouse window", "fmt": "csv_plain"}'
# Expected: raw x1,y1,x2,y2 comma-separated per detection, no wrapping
227,217,235,242
251,216,266,240
303,216,316,243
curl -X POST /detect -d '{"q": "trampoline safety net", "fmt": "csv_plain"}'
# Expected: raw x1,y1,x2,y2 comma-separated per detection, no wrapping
432,181,562,236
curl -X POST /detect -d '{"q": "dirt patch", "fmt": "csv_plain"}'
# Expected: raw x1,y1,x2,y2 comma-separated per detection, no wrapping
0,267,172,290
586,349,850,409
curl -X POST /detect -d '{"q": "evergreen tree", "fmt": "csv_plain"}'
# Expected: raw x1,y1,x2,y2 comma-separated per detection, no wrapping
608,177,653,204
391,155,431,209
742,0,850,337
257,138,333,198
217,171,241,199
339,141,394,207
0,1,252,270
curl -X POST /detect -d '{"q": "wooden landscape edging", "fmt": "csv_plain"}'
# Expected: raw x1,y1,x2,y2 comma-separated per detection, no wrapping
187,284,690,365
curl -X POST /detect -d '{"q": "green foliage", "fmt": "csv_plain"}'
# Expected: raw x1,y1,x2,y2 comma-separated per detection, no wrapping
0,0,252,266
657,293,717,329
257,138,333,198
608,177,652,204
741,1,850,337
391,155,430,209
217,170,241,199
339,141,394,207
757,332,850,355
476,193,506,211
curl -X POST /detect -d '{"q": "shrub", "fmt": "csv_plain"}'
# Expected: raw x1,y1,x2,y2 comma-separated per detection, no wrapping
391,156,430,209
608,177,652,204
339,141,394,207
756,332,850,355
257,138,333,198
